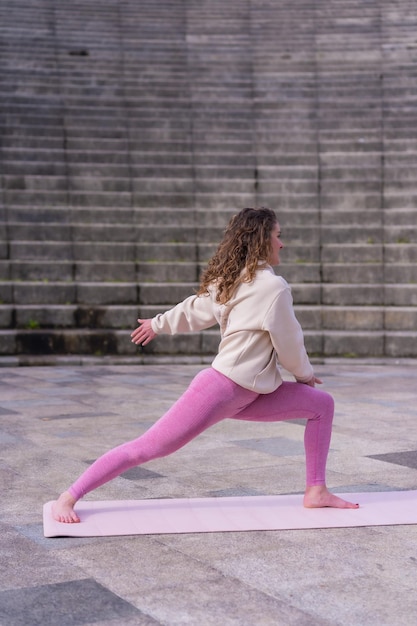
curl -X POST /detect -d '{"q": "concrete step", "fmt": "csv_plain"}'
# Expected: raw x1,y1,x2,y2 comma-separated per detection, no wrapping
384,332,417,358
138,282,198,306
1,147,129,163
9,242,74,261
137,262,200,283
8,207,133,224
0,136,65,149
2,162,68,176
320,152,381,167
4,190,134,207
9,239,414,269
3,281,139,306
137,282,323,307
385,226,417,244
318,306,417,332
2,302,417,335
0,237,194,266
136,261,321,284
1,325,416,358
385,244,417,262
317,330,417,359
319,225,417,244
321,209,382,226
320,166,381,181
0,240,7,260
385,264,417,283
385,193,417,210
0,262,10,280
0,328,218,357
322,264,384,284
2,173,298,195
384,208,417,228
136,243,199,262
321,244,382,263
277,263,320,283
320,141,383,153
4,305,140,330
0,261,140,282
321,284,417,306
1,261,72,282
7,223,72,241
7,223,140,242
7,242,136,263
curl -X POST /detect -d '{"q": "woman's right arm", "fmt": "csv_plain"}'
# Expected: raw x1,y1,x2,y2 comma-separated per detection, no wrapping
131,319,157,346
132,293,218,345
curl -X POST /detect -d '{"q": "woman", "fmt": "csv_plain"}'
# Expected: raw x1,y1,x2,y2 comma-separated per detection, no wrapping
53,207,358,523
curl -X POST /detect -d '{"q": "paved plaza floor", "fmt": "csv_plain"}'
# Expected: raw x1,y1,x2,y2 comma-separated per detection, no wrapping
1,358,417,625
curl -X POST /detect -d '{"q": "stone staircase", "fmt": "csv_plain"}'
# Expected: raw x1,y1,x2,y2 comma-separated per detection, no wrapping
0,0,416,362
314,0,417,357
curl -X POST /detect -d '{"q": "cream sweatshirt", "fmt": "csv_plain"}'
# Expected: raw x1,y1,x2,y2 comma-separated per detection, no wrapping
151,265,314,393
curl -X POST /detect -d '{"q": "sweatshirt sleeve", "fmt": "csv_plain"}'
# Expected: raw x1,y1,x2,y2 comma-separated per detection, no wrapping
151,293,218,335
263,284,314,382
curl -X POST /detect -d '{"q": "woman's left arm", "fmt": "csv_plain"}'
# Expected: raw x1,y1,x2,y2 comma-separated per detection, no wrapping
264,286,315,383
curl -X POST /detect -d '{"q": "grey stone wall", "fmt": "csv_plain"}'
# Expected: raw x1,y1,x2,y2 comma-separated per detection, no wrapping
0,0,416,359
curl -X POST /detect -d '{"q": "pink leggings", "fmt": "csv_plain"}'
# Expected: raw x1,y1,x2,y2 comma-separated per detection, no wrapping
68,368,334,501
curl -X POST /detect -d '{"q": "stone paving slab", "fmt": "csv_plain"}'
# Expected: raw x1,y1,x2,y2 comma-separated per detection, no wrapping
1,360,417,625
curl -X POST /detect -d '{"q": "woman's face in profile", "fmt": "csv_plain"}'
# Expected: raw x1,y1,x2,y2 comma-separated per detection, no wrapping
268,222,283,266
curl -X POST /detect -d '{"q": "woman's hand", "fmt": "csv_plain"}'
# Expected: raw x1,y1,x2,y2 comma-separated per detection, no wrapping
303,375,323,387
297,375,323,387
131,319,157,346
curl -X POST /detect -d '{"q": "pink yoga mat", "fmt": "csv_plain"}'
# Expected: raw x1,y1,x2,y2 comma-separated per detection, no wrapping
43,490,417,538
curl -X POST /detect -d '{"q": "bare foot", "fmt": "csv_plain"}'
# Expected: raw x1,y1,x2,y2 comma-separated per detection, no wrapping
52,491,80,523
304,485,359,509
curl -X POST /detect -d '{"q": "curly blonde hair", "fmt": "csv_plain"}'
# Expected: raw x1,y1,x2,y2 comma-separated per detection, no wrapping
198,207,277,304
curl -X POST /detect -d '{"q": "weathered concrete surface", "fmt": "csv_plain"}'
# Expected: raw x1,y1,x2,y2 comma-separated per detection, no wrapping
1,359,417,625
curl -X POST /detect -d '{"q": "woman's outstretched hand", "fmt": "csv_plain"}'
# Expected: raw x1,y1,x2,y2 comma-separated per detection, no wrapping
131,318,157,346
